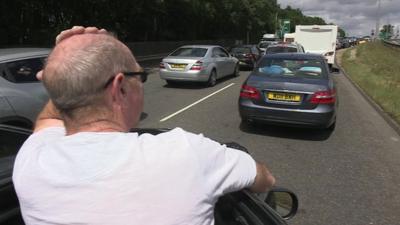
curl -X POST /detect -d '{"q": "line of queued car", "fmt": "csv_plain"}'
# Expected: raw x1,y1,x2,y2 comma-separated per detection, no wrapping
157,41,339,131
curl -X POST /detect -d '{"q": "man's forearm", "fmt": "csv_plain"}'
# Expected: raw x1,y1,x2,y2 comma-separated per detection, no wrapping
249,161,276,193
34,100,64,132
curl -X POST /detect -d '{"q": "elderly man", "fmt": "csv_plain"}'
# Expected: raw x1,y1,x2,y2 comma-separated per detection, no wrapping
13,26,275,225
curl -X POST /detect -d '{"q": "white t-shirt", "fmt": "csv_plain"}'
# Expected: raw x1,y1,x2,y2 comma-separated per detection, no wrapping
13,127,257,225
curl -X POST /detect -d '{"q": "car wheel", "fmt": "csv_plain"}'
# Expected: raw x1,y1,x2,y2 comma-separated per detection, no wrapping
241,117,253,127
166,80,176,86
326,118,336,131
207,70,217,87
233,64,240,77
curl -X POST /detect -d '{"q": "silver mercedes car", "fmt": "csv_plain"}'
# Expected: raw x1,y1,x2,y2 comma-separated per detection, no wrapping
159,45,239,86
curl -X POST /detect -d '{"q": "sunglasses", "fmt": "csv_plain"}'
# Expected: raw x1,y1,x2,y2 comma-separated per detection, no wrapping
103,71,148,89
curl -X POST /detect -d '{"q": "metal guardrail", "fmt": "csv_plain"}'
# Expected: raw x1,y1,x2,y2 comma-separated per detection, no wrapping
382,39,400,47
136,53,169,62
126,39,238,61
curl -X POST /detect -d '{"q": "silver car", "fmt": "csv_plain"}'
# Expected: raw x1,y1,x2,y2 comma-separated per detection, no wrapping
0,48,50,129
159,45,239,86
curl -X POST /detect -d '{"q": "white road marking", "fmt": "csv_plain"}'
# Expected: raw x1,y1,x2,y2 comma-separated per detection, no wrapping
160,83,236,122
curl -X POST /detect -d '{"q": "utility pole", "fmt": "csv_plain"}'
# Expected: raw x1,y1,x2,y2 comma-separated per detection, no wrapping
375,0,381,40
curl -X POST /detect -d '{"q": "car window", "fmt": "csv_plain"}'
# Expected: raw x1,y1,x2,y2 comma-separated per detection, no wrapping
170,47,208,57
212,48,228,58
231,47,251,54
258,42,270,48
257,58,326,79
4,57,45,83
251,47,259,54
218,48,229,57
266,47,298,54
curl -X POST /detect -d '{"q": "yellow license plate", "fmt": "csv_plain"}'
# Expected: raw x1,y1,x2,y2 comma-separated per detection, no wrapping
267,92,301,102
170,64,187,70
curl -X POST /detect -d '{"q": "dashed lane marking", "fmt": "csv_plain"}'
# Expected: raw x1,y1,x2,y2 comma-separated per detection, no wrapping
159,83,236,122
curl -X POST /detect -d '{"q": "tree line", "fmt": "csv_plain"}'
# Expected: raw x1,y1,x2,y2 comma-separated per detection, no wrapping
0,0,341,46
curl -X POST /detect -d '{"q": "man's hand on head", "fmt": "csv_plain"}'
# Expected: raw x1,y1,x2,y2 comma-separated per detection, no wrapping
55,26,108,45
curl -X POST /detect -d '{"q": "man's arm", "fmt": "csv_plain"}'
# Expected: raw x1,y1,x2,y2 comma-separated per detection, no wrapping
249,161,276,193
33,100,64,133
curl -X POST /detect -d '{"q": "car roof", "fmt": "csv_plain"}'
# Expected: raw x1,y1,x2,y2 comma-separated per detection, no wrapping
267,42,299,48
178,45,221,49
262,53,325,60
0,48,51,62
232,45,256,48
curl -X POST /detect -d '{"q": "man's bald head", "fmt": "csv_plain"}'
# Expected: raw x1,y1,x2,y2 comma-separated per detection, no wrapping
42,33,139,118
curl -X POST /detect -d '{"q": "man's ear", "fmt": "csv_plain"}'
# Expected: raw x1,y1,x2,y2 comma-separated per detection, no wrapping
110,73,126,102
36,70,43,81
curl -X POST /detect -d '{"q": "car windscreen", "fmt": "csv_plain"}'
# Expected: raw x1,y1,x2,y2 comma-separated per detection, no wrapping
258,42,270,48
266,46,298,54
230,47,251,54
256,58,326,79
170,47,208,57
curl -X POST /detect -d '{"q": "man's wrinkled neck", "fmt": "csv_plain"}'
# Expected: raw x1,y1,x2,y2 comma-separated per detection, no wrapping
64,118,129,135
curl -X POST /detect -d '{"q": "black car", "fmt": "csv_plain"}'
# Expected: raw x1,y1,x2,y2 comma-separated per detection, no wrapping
229,45,262,69
239,53,339,130
0,125,299,225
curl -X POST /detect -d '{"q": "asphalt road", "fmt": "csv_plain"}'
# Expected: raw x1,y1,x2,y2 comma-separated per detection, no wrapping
138,61,400,225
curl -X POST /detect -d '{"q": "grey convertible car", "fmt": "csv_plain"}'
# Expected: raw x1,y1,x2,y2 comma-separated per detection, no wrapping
0,125,299,225
0,48,50,129
159,45,239,87
239,53,339,130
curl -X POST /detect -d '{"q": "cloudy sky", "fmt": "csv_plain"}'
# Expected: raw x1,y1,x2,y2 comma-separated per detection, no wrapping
277,0,400,37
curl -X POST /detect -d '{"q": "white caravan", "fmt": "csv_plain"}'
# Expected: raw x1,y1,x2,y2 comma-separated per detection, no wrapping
294,25,338,66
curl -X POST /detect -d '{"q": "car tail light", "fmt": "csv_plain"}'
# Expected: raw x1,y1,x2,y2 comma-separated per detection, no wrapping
190,61,203,70
240,84,260,100
245,53,256,60
159,62,165,69
324,51,334,56
310,89,336,104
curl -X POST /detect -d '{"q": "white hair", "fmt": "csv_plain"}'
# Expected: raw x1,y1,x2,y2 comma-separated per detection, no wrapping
43,34,134,118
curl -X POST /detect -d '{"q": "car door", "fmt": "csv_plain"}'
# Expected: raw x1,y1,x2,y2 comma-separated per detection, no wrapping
217,47,235,77
1,57,48,126
251,46,260,61
0,124,31,225
211,47,226,78
215,190,289,225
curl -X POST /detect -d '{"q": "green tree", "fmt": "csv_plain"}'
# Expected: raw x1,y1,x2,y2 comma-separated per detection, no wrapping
338,27,346,37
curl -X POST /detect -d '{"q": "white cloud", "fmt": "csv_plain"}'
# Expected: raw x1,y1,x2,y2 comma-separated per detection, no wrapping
278,0,400,36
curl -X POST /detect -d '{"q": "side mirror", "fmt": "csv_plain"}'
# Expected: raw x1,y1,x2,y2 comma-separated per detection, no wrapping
265,187,298,220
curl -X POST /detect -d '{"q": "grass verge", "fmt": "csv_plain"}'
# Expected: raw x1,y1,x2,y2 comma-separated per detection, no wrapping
341,42,400,125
